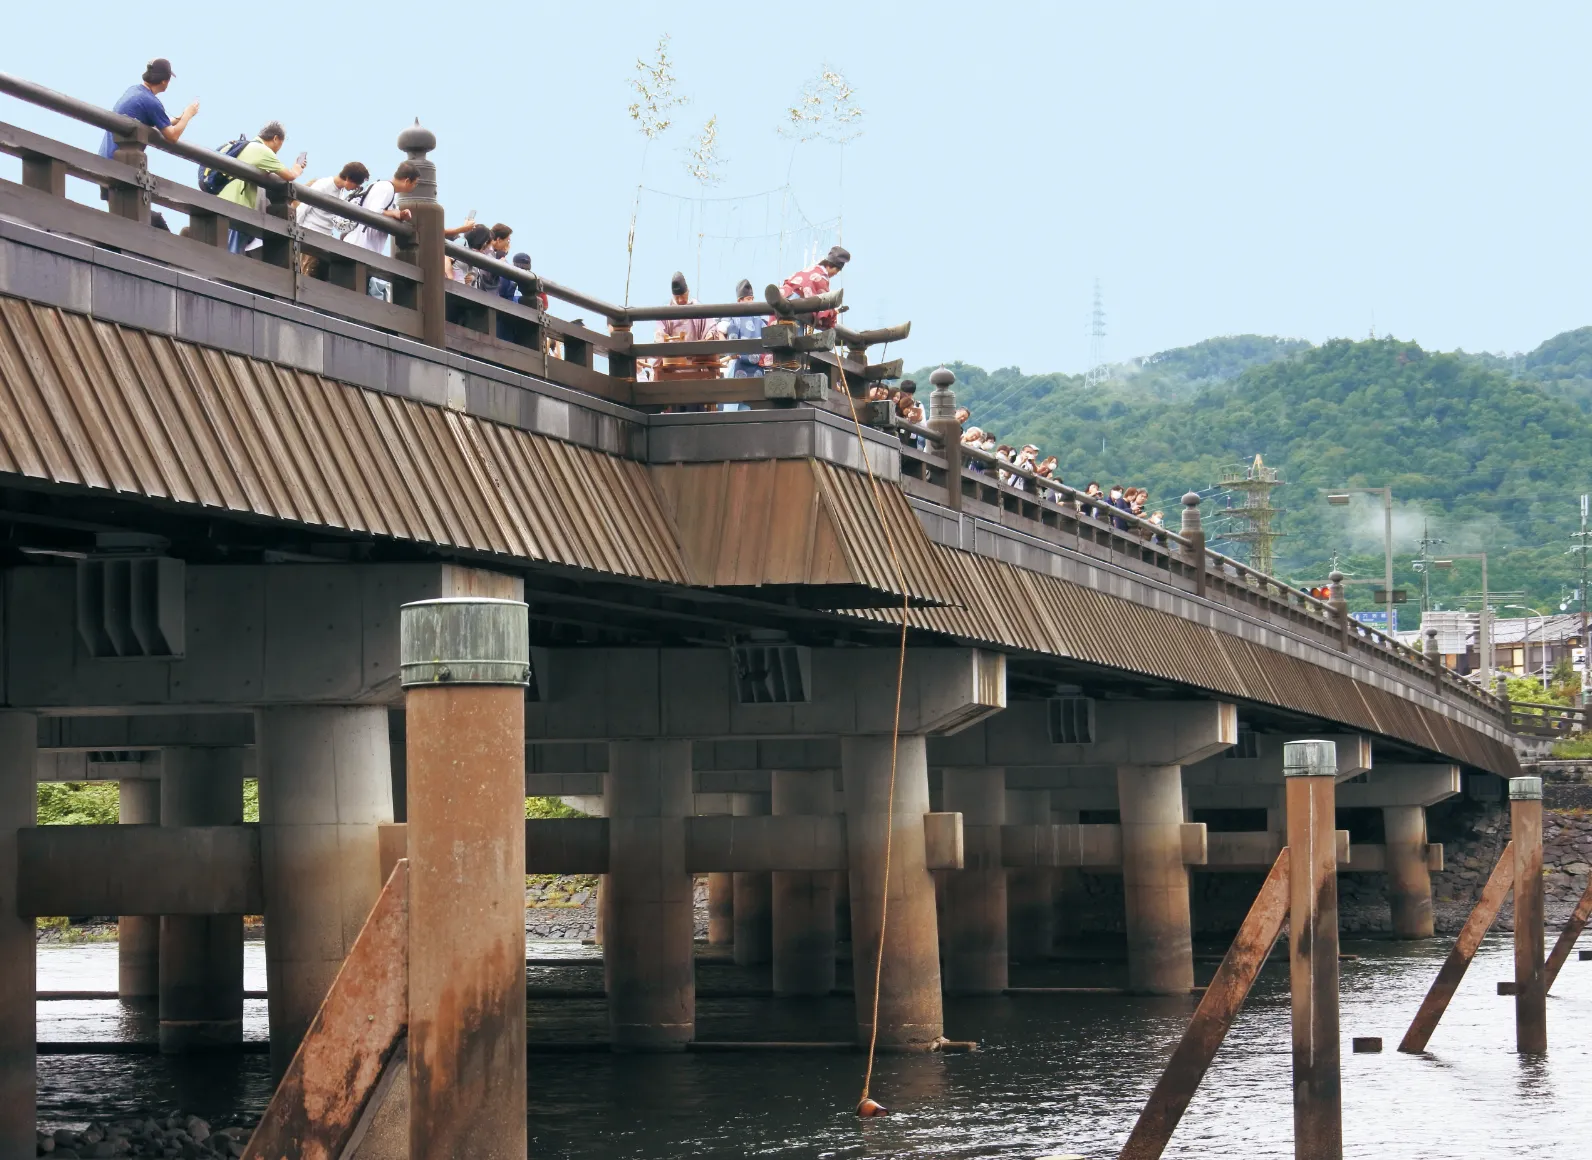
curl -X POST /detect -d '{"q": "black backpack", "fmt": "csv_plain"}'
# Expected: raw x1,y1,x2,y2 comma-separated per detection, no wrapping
198,135,250,196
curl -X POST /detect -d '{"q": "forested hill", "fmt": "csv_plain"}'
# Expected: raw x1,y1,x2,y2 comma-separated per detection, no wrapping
924,333,1592,615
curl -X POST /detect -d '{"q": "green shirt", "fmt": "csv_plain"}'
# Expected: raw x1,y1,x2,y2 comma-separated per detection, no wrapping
218,139,286,210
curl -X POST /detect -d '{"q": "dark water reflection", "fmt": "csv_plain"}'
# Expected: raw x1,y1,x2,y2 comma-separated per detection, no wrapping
38,936,1592,1157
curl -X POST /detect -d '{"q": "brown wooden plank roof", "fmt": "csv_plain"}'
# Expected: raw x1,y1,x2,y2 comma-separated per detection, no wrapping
0,295,688,583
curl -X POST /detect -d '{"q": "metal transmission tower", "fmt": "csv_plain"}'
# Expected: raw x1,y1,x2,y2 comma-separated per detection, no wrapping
1214,454,1285,575
1084,277,1107,388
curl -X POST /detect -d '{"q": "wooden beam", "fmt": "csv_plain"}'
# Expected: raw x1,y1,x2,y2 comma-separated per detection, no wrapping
1118,849,1290,1160
1397,842,1514,1053
16,824,261,916
1545,874,1592,993
242,859,409,1160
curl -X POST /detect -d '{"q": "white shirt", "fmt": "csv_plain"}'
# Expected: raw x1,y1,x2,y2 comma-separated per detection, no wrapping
295,176,351,238
344,180,397,253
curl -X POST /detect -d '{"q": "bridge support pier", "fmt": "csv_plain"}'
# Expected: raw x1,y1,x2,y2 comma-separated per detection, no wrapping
707,873,734,945
256,705,394,1079
1383,805,1434,939
1051,805,1085,946
772,770,836,996
1007,789,1054,962
0,711,36,1160
604,740,695,1050
159,748,245,1053
844,734,944,1049
117,775,160,998
732,792,772,967
1118,763,1195,994
941,768,1007,994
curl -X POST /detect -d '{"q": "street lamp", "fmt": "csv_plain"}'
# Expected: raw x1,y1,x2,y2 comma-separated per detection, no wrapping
1503,604,1545,688
1326,487,1394,637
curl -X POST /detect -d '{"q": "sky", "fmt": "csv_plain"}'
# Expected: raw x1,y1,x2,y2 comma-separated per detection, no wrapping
4,1,1591,374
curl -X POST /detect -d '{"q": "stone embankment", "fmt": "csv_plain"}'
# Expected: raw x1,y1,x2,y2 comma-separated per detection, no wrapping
523,876,710,940
36,1113,258,1158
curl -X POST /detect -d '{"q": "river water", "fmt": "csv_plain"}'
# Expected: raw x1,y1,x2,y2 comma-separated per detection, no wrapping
36,935,1592,1158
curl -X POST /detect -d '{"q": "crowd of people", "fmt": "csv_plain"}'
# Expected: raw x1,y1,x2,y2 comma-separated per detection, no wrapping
94,55,1155,535
648,245,850,382
859,386,1167,539
101,57,534,303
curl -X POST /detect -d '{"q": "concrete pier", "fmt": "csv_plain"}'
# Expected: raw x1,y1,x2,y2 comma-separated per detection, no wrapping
1051,805,1084,945
844,734,943,1049
771,770,836,996
1006,789,1054,962
940,768,1007,994
605,740,695,1049
732,792,773,967
1383,805,1434,939
158,748,245,1052
0,712,36,1160
707,873,734,945
1118,764,1194,994
256,706,394,1078
117,776,160,998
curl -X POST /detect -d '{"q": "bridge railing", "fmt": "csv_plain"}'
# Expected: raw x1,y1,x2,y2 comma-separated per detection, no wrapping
0,72,900,412
895,415,1510,724
1507,699,1587,738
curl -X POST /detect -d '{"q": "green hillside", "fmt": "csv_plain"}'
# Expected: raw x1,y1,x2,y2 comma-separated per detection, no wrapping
930,334,1592,617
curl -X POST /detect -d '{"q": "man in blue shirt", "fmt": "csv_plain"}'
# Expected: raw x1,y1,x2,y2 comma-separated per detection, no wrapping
98,58,199,160
722,278,765,378
98,58,198,232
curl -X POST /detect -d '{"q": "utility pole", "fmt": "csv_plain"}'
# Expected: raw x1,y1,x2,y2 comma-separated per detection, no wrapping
1570,494,1590,704
1448,553,1490,687
1327,487,1395,635
1413,521,1448,615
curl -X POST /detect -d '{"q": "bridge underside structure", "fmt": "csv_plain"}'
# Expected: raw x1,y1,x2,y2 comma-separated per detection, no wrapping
0,216,1516,1149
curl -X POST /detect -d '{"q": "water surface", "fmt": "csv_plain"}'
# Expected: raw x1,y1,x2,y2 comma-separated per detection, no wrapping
36,936,1592,1158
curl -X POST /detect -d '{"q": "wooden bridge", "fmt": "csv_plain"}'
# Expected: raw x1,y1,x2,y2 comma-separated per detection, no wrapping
0,71,1526,1160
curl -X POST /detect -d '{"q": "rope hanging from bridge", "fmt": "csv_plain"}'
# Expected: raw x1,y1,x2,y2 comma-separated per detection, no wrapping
832,355,912,1118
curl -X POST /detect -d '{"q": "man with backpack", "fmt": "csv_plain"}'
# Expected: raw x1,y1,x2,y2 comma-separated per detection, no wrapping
217,122,306,253
98,57,198,231
342,162,419,299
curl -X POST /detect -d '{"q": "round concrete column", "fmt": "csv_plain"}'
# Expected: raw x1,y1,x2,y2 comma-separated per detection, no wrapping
732,792,772,966
159,748,245,1052
0,711,37,1160
771,770,836,996
1383,805,1434,939
1052,805,1084,945
605,740,695,1050
256,706,394,1079
843,735,943,1049
940,768,1007,994
117,777,160,998
1117,764,1194,995
707,874,734,945
1006,789,1054,963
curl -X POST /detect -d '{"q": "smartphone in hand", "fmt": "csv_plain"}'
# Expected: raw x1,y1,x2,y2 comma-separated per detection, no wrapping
295,151,308,168
465,208,477,224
